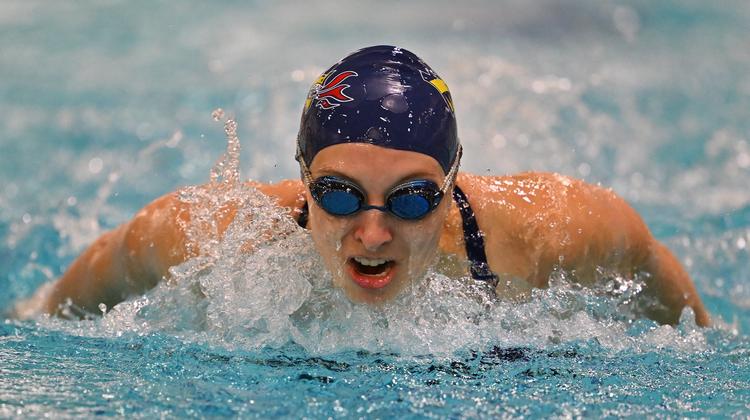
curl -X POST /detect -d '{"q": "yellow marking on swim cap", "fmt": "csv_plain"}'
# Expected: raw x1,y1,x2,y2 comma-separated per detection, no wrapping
429,78,449,94
428,78,454,112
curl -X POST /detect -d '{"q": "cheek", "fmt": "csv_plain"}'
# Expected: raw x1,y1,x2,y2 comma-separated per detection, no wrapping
402,212,445,259
308,207,349,261
410,225,441,253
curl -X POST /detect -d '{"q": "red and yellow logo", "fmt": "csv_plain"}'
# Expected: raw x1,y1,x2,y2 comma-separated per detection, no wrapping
305,71,358,111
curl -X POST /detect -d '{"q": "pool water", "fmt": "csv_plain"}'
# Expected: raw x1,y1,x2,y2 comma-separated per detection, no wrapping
2,0,750,417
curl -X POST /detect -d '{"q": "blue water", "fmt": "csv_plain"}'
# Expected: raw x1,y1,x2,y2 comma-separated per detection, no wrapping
2,0,750,417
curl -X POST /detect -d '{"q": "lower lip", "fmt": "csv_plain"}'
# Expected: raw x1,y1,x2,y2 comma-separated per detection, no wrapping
346,260,396,289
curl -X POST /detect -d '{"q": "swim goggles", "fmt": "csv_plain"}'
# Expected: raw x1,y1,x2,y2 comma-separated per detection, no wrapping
296,145,462,220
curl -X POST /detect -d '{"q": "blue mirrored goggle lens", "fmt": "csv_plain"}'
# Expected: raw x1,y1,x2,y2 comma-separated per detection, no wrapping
319,189,361,215
388,194,432,219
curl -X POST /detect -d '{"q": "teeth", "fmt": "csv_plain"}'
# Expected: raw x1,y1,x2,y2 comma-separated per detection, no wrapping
353,256,389,267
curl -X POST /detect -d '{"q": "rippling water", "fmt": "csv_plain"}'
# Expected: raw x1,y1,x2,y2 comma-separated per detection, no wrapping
2,0,750,417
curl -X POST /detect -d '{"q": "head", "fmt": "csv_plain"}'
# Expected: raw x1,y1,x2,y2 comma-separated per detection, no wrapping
296,45,461,303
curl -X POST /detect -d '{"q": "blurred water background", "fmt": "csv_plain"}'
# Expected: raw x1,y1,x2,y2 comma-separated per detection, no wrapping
1,0,749,417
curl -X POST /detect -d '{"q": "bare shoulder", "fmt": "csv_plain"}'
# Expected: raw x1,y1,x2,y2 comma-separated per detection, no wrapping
100,178,306,290
253,179,306,210
130,179,305,252
455,171,652,286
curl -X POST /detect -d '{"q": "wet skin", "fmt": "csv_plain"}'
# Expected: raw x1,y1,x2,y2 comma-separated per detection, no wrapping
14,143,710,326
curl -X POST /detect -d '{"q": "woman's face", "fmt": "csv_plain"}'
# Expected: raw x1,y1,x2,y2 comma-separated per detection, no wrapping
306,143,451,304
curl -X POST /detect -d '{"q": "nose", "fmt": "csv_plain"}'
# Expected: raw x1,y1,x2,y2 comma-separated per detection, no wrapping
353,210,393,252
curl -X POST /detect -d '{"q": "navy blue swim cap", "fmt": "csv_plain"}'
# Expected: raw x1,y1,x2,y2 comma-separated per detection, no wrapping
296,45,459,174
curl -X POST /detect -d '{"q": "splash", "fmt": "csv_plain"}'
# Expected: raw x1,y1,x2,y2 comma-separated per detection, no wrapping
209,112,240,186
51,249,708,356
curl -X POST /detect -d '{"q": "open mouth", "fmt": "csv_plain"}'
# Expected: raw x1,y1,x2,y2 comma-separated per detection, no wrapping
347,256,396,289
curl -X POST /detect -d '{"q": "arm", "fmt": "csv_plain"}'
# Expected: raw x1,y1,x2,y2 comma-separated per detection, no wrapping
14,192,192,318
13,180,305,319
640,241,709,326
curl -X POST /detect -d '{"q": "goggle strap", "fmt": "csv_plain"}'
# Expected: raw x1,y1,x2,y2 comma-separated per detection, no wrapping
440,144,462,194
296,142,315,185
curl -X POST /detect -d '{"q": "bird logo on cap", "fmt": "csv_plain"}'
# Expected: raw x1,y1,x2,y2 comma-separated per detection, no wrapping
305,70,358,110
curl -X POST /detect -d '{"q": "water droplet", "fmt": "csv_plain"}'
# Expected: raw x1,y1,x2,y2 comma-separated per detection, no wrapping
211,108,225,122
209,118,241,186
224,119,237,137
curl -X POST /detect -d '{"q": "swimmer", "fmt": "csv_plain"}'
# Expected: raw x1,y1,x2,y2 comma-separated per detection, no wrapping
14,45,709,326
